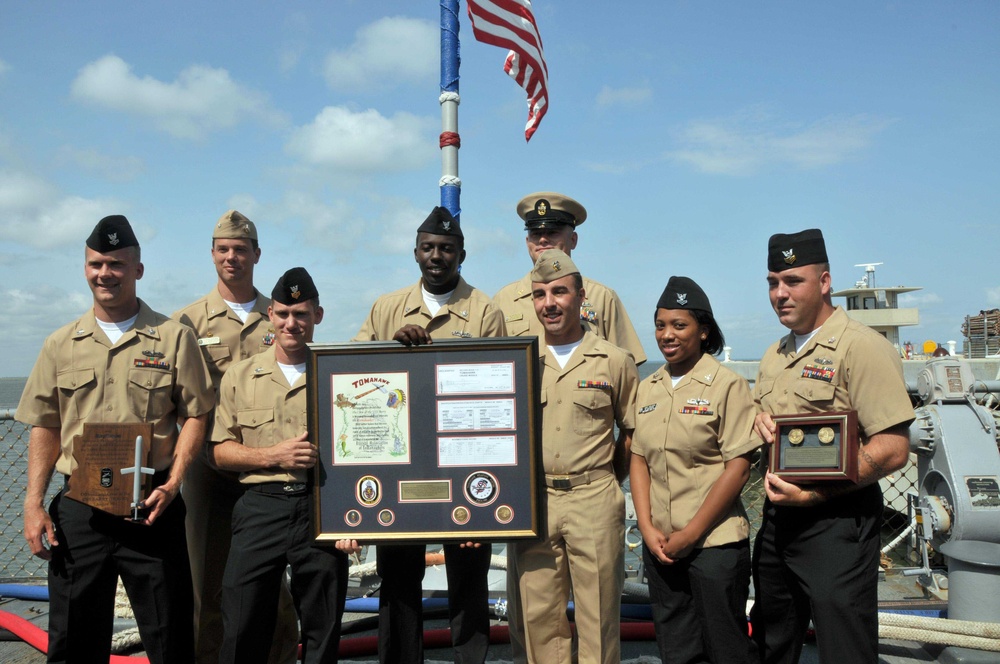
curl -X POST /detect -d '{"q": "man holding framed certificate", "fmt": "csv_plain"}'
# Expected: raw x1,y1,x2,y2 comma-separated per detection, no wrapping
749,229,914,664
348,206,506,664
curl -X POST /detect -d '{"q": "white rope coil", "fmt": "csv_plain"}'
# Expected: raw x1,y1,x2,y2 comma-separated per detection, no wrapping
439,175,462,187
439,92,460,105
879,611,1000,639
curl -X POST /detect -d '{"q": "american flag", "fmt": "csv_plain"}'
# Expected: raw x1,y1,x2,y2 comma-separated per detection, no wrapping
467,0,549,141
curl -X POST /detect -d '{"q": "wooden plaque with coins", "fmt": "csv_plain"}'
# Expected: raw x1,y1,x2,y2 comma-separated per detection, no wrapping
66,422,155,518
769,411,859,482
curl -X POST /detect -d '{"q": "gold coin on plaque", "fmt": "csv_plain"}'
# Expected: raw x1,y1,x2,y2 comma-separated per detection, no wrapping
818,427,835,445
788,428,805,445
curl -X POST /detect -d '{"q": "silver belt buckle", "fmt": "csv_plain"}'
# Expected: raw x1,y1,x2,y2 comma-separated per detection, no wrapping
284,483,307,493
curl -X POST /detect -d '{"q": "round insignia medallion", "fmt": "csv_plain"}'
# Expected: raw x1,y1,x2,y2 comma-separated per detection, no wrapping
464,471,499,506
818,427,836,445
344,510,362,527
377,509,395,527
788,428,805,446
452,506,471,525
494,505,514,524
356,475,381,507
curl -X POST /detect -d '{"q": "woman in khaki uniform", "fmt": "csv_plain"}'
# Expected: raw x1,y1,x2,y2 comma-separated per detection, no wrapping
630,276,758,664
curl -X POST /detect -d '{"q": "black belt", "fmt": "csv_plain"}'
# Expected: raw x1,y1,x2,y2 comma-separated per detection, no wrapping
63,468,171,490
248,482,311,496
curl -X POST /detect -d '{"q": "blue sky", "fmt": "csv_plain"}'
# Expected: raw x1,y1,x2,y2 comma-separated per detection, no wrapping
2,1,998,376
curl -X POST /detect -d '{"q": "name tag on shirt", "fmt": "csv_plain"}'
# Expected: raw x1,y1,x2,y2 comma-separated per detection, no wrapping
198,336,221,346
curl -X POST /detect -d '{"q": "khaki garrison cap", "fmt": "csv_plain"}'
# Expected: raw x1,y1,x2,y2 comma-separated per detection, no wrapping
516,191,587,230
213,210,258,241
530,249,580,284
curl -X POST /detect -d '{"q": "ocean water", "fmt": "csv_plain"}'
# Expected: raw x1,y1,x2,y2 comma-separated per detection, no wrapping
0,377,27,410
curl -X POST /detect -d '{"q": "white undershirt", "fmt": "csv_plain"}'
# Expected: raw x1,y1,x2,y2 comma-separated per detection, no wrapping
670,374,684,388
224,297,257,323
547,339,584,369
96,313,138,345
421,286,454,317
794,328,821,353
277,361,306,387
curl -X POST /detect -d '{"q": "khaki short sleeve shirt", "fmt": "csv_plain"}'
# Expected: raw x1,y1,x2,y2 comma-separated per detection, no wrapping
539,332,638,474
16,300,214,474
172,287,273,391
753,307,914,443
354,277,506,342
494,273,647,365
212,347,308,485
632,354,758,547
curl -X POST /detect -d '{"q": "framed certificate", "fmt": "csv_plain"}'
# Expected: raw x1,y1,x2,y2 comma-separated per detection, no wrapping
308,337,542,543
769,411,859,483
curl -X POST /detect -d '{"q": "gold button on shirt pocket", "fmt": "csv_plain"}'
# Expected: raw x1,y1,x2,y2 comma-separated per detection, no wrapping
56,368,97,421
572,389,612,436
236,408,275,448
127,368,173,419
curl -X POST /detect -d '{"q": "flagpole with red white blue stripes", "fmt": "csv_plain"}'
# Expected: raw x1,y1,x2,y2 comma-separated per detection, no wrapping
439,0,462,219
442,0,549,218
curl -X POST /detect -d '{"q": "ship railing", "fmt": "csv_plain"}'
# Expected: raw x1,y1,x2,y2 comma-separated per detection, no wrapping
1,414,920,582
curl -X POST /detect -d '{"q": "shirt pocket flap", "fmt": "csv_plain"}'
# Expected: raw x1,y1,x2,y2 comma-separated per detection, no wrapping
237,408,275,429
755,378,775,400
793,379,836,403
128,368,173,391
506,316,531,336
206,344,232,363
572,388,612,411
57,368,96,391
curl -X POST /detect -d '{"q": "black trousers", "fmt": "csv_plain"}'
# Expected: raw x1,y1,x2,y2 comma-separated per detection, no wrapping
750,484,883,664
376,542,491,664
219,488,349,664
644,540,755,664
47,490,194,664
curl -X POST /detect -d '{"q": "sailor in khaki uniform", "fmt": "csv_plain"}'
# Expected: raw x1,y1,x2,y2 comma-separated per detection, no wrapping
173,210,297,664
509,249,638,664
749,229,914,664
493,192,646,365
17,215,214,664
350,207,505,664
630,276,758,664
212,268,349,664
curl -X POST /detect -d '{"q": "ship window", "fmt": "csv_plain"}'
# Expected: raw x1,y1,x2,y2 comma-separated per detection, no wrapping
864,296,876,310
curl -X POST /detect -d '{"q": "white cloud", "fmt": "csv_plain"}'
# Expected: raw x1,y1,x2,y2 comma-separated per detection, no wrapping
596,84,652,109
986,287,1000,306
324,16,437,92
667,107,893,176
54,146,145,182
0,170,123,249
899,292,944,307
285,106,434,172
279,191,363,256
70,54,285,139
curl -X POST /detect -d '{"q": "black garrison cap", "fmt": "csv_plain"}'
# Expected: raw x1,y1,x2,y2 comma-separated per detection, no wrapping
656,276,713,316
271,267,318,304
767,228,828,272
86,215,139,252
416,206,463,239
